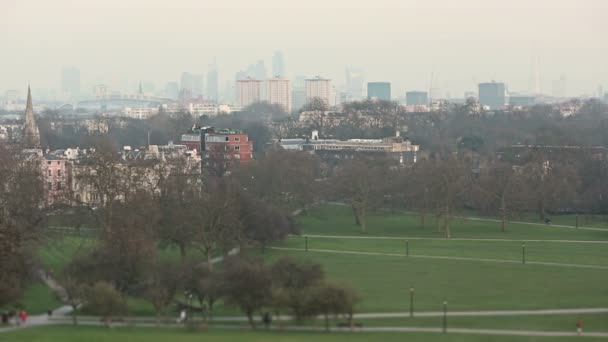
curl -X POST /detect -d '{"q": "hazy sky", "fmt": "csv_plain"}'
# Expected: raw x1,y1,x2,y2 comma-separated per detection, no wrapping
1,0,607,98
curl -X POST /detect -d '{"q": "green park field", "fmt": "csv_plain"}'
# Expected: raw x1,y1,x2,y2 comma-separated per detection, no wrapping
4,204,608,339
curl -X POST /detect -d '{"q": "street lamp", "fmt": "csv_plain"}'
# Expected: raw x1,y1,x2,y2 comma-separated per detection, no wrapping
409,288,415,317
443,301,448,333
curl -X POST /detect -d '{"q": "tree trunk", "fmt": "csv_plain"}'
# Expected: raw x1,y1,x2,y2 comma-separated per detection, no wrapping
179,244,186,263
538,200,546,221
247,311,257,329
444,206,451,239
352,205,361,226
72,306,78,325
420,212,426,229
501,195,507,233
360,206,367,233
206,250,213,272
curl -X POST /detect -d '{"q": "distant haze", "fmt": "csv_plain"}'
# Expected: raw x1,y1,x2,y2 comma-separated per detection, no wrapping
1,0,606,97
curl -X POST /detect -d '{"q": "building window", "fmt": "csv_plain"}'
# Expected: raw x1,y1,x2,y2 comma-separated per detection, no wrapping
234,146,240,151
225,137,229,142
234,137,240,142
57,169,62,177
57,161,60,165
47,170,51,176
47,161,51,165
57,182,62,191
47,182,52,190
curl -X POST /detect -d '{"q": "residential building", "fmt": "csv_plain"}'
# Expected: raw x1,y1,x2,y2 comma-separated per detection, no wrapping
367,82,391,101
305,76,333,106
42,154,72,206
279,130,418,165
479,82,506,110
292,89,306,112
181,126,253,175
207,61,219,103
203,128,254,175
123,107,158,119
345,67,365,100
237,77,262,108
266,77,292,112
406,91,429,106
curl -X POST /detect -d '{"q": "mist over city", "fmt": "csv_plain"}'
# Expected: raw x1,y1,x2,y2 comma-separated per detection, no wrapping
1,1,608,342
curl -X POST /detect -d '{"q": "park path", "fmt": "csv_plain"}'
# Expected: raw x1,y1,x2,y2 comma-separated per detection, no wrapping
295,234,608,244
5,317,608,338
269,246,608,270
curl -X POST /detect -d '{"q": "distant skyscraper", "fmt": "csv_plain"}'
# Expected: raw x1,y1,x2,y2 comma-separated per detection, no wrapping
207,61,219,103
367,82,391,101
266,77,292,112
61,67,80,97
180,72,194,96
406,91,429,106
237,77,262,108
272,51,285,77
479,82,506,110
22,85,40,148
305,76,333,106
345,68,364,100
192,74,204,98
245,60,267,80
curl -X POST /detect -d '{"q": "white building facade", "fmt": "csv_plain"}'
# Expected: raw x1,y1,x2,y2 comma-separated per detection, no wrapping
266,77,292,112
237,78,262,108
305,76,333,106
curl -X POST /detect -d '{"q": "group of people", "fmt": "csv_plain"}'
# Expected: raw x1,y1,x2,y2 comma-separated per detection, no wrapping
1,310,28,326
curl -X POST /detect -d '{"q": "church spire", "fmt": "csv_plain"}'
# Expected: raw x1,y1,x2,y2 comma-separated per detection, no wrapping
22,85,41,148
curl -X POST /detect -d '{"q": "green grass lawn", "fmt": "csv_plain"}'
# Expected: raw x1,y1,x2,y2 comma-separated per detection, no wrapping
0,282,62,315
4,325,607,342
299,205,608,240
254,248,608,312
279,236,608,267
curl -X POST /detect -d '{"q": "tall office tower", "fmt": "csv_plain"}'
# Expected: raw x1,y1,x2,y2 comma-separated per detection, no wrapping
305,76,333,106
266,77,292,112
165,82,179,100
246,60,267,80
207,61,219,103
180,72,194,96
345,67,364,100
192,74,204,98
61,67,81,97
272,51,285,77
478,82,506,110
406,91,429,106
367,82,391,101
237,77,262,108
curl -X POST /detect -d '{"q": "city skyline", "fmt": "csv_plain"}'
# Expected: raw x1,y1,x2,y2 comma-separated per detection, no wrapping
1,0,607,98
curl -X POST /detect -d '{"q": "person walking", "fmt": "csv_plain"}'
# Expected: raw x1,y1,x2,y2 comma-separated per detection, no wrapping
19,311,27,325
576,318,584,336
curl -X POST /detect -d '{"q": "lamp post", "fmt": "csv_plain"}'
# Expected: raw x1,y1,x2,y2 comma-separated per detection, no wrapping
409,288,415,317
442,301,448,333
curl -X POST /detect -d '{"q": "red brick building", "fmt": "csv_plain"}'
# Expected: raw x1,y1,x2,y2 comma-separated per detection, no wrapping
181,126,253,175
